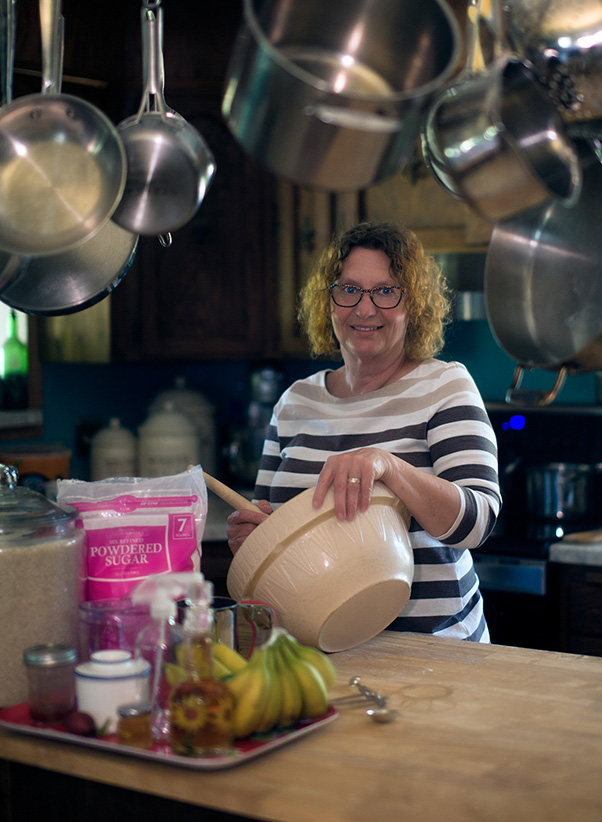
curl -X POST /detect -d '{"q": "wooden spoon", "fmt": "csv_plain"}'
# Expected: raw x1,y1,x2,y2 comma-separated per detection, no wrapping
202,471,262,514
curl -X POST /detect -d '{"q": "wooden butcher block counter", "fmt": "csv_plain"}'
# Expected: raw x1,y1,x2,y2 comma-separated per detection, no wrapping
2,632,602,822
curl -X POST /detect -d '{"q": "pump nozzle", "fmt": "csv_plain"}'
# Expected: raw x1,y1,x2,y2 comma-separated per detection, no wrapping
132,572,206,621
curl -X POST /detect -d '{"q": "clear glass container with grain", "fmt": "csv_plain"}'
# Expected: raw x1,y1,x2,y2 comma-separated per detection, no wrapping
0,464,85,707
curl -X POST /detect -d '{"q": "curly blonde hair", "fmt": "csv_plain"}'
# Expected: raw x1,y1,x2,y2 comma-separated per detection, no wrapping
298,221,451,360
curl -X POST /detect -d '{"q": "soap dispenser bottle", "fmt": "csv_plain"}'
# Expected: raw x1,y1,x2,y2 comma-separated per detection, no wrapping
168,580,233,756
132,573,202,743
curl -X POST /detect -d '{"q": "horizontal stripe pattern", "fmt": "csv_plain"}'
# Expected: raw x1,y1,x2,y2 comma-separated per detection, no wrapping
253,359,501,642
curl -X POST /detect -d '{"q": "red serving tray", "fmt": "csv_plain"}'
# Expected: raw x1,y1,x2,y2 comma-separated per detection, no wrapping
0,702,337,770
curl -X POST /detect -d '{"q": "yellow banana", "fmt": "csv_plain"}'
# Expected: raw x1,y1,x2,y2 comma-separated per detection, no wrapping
164,660,186,688
213,641,248,674
278,639,330,719
280,630,337,690
254,644,282,734
227,646,271,738
167,649,232,683
272,639,303,728
213,656,233,679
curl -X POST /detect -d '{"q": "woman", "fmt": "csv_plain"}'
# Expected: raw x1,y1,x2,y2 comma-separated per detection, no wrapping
227,221,500,641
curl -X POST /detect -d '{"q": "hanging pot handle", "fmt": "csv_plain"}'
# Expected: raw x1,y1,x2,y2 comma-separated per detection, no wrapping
305,104,402,134
136,0,168,120
505,365,568,407
39,0,61,94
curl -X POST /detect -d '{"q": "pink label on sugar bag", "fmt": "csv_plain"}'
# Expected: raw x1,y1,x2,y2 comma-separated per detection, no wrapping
58,472,207,602
83,512,198,600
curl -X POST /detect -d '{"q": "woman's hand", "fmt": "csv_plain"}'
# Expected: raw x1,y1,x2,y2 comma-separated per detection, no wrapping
312,446,463,537
312,447,396,521
227,499,272,555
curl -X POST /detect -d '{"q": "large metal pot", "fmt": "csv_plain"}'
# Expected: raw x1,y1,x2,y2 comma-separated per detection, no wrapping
222,0,461,192
484,146,602,405
525,462,601,525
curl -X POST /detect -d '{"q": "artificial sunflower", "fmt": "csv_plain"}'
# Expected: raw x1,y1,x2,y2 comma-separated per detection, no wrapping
170,693,209,732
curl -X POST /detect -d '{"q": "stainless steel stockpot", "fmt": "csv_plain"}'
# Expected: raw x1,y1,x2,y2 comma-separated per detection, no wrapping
484,145,602,405
525,462,601,524
222,0,461,191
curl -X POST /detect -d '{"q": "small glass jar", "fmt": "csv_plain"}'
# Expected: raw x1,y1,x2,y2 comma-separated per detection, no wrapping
117,701,153,749
23,643,77,725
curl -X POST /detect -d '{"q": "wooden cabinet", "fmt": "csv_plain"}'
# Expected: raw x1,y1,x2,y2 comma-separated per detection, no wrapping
110,103,278,362
276,183,360,356
108,1,280,361
364,154,492,253
550,562,602,657
275,151,492,356
19,0,280,364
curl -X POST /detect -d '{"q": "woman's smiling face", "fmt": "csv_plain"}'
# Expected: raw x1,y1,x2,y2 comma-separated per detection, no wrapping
330,246,409,363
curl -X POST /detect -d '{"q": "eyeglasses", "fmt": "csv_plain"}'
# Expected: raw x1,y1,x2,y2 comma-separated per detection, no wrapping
329,283,405,309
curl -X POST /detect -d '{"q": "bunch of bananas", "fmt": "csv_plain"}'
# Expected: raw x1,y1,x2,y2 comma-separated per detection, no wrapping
222,627,337,739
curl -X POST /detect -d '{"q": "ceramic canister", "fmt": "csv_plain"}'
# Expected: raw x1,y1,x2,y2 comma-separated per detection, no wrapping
137,400,199,478
75,649,150,733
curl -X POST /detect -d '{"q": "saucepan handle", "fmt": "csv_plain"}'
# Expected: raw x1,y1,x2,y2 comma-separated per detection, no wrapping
137,0,167,119
505,364,568,407
39,0,61,94
305,104,402,134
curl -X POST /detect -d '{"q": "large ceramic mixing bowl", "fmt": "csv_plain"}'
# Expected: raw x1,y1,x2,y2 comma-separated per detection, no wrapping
227,482,413,652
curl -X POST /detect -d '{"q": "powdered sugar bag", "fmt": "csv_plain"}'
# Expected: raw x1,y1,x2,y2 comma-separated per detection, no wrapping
57,466,207,600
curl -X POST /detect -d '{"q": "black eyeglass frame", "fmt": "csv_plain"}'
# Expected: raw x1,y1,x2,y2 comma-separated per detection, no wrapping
329,283,405,309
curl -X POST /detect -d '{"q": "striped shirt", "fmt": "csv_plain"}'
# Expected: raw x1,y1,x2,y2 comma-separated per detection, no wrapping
254,359,501,642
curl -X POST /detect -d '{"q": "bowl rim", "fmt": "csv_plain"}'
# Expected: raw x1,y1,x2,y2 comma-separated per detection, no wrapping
228,481,411,600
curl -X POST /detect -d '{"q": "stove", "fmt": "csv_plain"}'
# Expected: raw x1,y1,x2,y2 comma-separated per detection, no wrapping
474,404,602,650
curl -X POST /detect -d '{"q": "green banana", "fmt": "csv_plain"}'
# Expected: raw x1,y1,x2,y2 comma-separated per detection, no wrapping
280,631,337,690
254,642,282,734
227,646,271,738
278,637,330,719
272,638,304,728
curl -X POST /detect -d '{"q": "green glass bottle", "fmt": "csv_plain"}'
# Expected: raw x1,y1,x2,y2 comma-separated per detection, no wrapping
1,310,28,409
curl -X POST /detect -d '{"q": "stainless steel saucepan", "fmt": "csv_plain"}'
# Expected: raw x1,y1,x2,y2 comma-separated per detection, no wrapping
112,0,216,236
0,0,126,257
422,55,581,223
420,0,502,203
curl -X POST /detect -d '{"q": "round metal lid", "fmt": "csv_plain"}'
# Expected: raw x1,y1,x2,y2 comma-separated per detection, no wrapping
23,643,77,667
0,463,76,536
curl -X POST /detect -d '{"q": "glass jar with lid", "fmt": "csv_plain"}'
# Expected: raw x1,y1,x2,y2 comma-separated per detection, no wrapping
0,464,85,707
23,643,77,725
